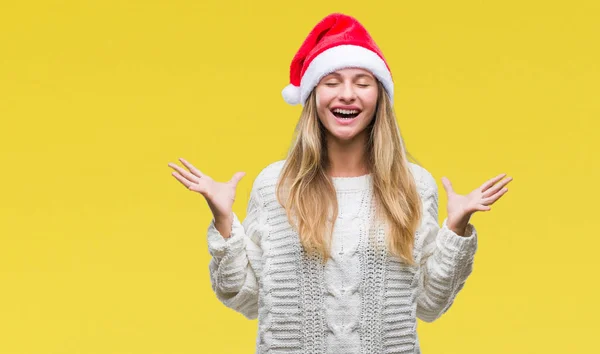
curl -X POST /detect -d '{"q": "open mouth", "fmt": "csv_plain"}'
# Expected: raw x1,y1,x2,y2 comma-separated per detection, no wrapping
331,108,361,119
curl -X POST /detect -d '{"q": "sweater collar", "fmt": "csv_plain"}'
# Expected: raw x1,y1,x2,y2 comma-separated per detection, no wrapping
331,174,372,191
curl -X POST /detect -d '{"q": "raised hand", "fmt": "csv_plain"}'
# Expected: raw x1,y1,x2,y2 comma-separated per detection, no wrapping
168,158,246,223
441,173,513,236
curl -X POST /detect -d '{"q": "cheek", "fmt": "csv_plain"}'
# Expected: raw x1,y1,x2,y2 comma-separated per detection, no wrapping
315,91,328,122
362,89,379,111
315,89,334,112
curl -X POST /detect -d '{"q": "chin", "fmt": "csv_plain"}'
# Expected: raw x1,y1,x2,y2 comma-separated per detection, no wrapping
329,130,358,141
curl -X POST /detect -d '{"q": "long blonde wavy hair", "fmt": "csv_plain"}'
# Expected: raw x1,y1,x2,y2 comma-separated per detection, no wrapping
276,80,423,266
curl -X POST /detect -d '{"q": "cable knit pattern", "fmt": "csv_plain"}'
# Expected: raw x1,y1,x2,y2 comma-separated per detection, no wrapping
206,160,478,353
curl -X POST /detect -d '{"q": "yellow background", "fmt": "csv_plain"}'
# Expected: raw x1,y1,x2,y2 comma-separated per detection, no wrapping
1,0,598,353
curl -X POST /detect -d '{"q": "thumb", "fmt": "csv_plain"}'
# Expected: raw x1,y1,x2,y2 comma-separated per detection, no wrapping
229,172,246,188
441,176,454,195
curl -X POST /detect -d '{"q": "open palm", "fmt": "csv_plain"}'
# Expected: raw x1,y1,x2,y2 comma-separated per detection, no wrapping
441,173,513,233
168,158,245,219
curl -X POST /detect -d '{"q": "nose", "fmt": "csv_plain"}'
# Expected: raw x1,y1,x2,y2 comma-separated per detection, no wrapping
338,82,356,102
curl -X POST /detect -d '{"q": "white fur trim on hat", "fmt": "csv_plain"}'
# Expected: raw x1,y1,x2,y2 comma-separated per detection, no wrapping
282,84,301,105
299,44,394,105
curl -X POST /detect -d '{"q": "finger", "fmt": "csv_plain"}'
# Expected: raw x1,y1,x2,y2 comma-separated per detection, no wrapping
441,177,454,194
482,176,513,198
169,162,200,184
171,172,194,189
179,158,205,178
188,182,207,194
229,172,246,187
476,204,492,211
480,173,507,192
482,187,508,204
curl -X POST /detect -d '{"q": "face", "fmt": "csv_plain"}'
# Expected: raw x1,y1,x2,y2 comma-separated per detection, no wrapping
315,67,379,143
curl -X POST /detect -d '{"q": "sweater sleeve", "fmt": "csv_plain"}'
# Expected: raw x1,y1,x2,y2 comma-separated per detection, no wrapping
206,182,265,320
415,172,478,323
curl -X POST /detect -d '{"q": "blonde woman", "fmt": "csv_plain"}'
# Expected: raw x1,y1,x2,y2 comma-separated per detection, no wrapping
168,13,511,354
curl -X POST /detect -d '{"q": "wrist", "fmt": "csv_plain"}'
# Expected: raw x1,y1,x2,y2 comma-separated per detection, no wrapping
449,226,466,237
214,214,234,239
446,219,468,237
214,210,233,223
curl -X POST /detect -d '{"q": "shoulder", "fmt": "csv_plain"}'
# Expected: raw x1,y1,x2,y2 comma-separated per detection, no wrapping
257,159,286,181
252,159,286,190
408,162,437,196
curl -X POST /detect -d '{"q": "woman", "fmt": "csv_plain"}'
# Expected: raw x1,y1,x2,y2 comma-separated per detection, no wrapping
168,13,511,354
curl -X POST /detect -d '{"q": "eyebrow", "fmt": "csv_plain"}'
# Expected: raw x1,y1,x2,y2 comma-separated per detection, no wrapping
324,72,375,80
354,73,374,79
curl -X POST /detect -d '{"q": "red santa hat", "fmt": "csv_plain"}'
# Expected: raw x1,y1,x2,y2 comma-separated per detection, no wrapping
282,13,394,106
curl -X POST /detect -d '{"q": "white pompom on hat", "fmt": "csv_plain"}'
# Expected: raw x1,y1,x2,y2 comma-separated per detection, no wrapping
281,83,302,105
282,13,394,106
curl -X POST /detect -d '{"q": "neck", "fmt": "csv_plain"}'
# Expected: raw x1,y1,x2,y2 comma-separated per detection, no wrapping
325,133,370,177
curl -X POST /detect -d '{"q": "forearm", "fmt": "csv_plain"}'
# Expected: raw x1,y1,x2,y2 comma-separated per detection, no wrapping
207,211,261,320
417,221,478,322
207,212,253,296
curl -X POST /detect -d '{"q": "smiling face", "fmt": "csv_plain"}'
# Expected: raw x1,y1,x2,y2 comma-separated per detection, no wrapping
315,68,379,143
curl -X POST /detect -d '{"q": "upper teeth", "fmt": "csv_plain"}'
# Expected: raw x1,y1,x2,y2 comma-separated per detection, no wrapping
333,109,359,114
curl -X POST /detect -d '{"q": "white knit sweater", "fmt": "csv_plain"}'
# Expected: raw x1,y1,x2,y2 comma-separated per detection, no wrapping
206,160,478,354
